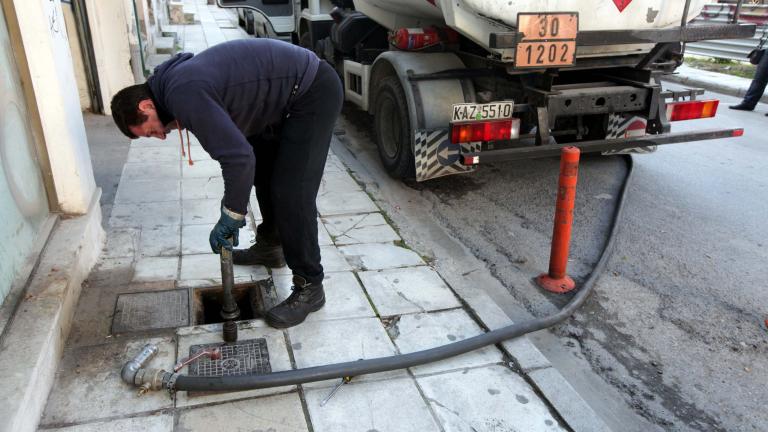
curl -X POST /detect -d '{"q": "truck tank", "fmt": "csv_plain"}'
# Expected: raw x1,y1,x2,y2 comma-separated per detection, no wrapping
353,0,707,58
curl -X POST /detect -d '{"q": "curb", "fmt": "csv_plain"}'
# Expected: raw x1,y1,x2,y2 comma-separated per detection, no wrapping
662,66,768,105
331,137,613,432
0,191,104,432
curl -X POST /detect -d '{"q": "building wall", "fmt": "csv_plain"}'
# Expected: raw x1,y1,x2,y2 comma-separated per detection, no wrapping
0,2,51,306
85,0,135,115
11,0,96,214
61,2,90,110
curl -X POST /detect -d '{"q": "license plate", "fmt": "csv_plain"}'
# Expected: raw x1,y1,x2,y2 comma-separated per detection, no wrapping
451,102,514,123
515,12,578,68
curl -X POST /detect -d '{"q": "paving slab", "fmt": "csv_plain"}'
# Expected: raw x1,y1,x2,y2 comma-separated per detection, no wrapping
40,337,175,426
115,178,180,204
109,201,182,228
178,253,269,286
102,227,140,259
133,256,179,282
175,323,294,407
317,190,378,216
176,393,308,431
288,317,405,388
304,377,440,432
41,413,174,432
273,272,375,322
319,170,361,194
390,309,504,376
129,137,167,148
121,161,180,180
339,243,425,270
138,224,181,257
181,223,255,255
185,146,213,163
88,257,134,284
322,212,400,245
182,159,221,178
182,198,221,225
323,156,345,173
358,267,461,316
527,367,612,432
126,145,181,163
417,365,566,432
317,218,333,246
181,176,224,200
223,28,247,40
272,245,352,276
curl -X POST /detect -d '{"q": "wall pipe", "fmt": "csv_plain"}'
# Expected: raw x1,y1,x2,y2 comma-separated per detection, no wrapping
127,155,635,393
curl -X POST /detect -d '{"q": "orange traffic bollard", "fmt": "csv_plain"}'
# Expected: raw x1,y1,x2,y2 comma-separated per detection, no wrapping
537,146,580,294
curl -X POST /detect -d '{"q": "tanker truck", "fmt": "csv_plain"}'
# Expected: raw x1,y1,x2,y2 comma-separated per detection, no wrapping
217,0,755,181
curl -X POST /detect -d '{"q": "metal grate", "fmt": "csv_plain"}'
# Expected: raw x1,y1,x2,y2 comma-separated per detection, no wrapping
188,338,271,377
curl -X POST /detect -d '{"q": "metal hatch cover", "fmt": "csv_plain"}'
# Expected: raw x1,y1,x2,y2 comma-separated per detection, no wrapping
187,338,271,377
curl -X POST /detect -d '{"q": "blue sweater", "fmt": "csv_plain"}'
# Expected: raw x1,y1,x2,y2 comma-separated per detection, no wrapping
147,39,320,214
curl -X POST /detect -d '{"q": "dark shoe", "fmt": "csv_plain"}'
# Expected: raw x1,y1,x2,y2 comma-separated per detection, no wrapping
265,276,325,328
233,236,286,267
729,103,755,111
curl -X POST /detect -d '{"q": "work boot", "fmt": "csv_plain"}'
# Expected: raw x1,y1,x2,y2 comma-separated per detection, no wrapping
232,235,286,267
265,276,325,328
729,103,754,111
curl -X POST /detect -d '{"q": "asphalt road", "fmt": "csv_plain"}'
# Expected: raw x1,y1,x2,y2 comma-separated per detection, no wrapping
333,86,767,432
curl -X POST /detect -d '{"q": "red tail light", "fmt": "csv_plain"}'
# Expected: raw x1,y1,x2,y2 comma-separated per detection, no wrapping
451,118,520,144
666,100,719,122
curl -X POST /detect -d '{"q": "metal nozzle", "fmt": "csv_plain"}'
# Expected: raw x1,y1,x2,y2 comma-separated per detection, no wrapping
220,237,240,342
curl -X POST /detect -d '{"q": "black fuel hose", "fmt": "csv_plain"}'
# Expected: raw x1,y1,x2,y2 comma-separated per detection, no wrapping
171,155,634,392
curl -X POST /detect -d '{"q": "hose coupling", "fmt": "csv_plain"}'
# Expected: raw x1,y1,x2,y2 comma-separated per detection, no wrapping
134,368,169,396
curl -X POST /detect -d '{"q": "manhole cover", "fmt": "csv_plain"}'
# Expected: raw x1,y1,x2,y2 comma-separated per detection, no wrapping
112,290,189,333
188,338,271,377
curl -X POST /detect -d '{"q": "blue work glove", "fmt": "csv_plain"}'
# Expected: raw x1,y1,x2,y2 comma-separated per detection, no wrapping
209,206,246,254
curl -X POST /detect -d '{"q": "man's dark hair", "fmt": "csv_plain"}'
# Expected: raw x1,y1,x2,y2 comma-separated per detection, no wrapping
110,83,153,139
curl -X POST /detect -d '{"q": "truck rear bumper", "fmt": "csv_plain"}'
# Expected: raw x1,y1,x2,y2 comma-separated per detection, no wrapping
460,128,743,164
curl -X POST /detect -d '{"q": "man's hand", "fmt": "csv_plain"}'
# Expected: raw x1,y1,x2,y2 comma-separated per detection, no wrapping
209,206,246,254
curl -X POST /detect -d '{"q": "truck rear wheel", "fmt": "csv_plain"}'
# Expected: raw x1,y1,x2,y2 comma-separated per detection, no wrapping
244,11,255,35
374,76,415,179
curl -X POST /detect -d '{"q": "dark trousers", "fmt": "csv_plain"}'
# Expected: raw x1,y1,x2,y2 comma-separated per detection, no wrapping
743,52,768,108
248,62,343,284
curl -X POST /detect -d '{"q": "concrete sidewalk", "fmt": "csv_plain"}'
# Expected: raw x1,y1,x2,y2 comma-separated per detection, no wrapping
35,2,608,431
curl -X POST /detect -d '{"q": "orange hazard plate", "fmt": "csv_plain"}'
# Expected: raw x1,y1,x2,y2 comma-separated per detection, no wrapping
515,13,578,68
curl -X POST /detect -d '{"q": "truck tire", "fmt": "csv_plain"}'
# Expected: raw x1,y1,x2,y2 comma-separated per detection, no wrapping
374,76,415,179
299,31,312,50
245,12,255,35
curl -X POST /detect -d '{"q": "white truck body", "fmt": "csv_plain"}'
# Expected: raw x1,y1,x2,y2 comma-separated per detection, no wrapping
354,0,707,59
355,0,706,30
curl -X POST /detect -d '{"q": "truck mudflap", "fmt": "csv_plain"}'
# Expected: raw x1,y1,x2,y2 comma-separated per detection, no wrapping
603,114,657,155
458,128,743,164
414,129,480,182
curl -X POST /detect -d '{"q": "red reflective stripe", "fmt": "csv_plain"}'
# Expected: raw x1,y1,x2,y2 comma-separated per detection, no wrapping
732,129,744,137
